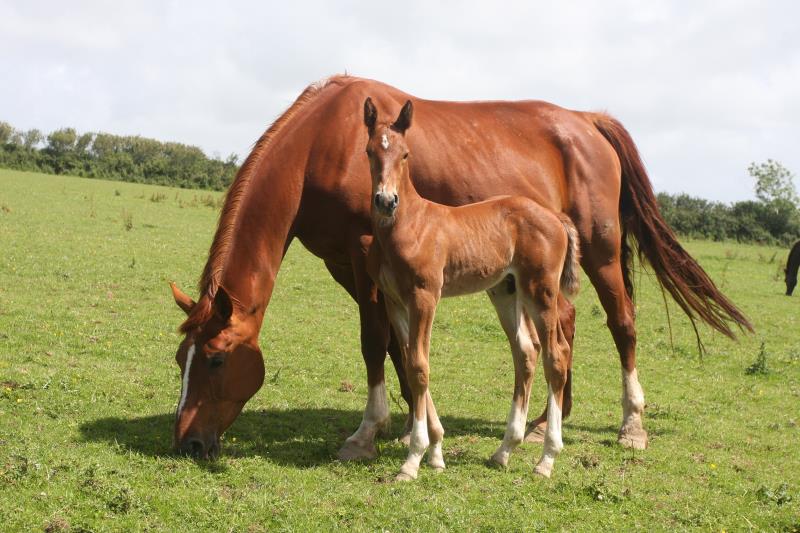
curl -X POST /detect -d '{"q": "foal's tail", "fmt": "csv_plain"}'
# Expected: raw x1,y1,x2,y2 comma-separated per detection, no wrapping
558,214,581,299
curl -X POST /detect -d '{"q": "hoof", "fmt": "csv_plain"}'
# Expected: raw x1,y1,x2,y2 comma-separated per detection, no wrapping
394,472,416,482
398,431,412,447
430,466,445,474
524,423,546,444
489,450,510,468
533,462,553,478
428,458,446,471
337,439,377,461
617,427,648,450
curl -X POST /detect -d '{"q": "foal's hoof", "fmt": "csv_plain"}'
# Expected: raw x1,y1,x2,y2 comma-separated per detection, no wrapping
617,427,648,450
533,462,553,478
524,423,547,444
394,471,417,482
489,450,510,468
398,431,412,447
428,458,446,471
337,440,377,462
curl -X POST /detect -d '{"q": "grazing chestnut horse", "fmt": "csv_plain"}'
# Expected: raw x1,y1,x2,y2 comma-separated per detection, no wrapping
785,240,800,296
169,75,751,460
363,98,579,479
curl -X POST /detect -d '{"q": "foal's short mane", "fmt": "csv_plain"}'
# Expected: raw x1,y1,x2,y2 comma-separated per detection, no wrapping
179,75,354,333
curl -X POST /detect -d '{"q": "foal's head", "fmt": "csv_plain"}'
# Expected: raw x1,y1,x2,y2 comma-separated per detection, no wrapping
363,97,413,220
170,283,265,459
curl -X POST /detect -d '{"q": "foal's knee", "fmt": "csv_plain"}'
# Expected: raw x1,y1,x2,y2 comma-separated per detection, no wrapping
405,359,430,390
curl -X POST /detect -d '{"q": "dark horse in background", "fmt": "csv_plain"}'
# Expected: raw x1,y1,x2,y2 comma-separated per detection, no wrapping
169,75,752,460
785,240,800,295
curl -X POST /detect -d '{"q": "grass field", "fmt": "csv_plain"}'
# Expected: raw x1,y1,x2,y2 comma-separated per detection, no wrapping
1,168,799,531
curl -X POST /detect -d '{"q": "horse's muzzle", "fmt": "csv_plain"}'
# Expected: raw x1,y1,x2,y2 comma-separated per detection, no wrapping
374,192,398,217
178,434,220,460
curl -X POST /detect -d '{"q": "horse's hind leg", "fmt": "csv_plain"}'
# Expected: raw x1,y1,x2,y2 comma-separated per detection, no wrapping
525,296,575,443
584,254,647,450
487,280,538,467
520,277,571,478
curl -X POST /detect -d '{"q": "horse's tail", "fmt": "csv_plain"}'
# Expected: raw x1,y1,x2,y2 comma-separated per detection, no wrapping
557,214,581,299
592,113,753,338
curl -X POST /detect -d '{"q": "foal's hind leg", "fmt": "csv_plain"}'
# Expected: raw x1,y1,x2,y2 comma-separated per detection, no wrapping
520,279,571,478
486,282,538,467
525,296,575,443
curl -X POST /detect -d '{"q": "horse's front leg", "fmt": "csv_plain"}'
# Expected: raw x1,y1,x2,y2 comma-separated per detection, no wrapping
333,248,393,462
395,288,440,481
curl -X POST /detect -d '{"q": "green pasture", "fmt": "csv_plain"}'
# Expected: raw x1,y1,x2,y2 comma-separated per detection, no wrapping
0,168,798,531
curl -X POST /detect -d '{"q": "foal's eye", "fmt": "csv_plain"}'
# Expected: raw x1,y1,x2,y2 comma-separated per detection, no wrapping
403,153,409,160
209,355,225,369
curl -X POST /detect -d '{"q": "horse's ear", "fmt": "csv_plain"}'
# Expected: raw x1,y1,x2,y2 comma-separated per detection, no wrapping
364,97,377,135
170,282,195,316
392,100,413,134
213,287,233,322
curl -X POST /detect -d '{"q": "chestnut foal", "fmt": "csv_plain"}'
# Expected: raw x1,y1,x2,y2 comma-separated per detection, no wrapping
363,98,580,480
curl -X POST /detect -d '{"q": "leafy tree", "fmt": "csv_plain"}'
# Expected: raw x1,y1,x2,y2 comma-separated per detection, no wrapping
0,122,13,145
22,129,43,150
46,128,78,154
749,159,797,205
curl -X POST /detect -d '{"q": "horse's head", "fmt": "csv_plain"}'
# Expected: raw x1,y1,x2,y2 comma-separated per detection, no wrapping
785,266,797,296
170,283,265,459
363,97,413,220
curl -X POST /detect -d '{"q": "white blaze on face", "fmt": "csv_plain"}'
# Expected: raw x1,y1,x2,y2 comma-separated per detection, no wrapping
176,343,196,419
381,133,390,150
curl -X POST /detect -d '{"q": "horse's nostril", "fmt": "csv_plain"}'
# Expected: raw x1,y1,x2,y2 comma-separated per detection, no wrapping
185,439,205,458
374,193,381,207
207,441,220,460
392,194,399,207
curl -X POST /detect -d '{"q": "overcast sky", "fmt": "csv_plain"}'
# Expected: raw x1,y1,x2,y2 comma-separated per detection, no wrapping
2,1,798,201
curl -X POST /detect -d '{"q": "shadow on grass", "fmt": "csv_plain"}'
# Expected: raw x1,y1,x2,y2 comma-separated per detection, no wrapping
79,408,508,468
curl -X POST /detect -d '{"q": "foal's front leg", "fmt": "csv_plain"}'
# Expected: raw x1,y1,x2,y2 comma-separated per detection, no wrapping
396,288,441,481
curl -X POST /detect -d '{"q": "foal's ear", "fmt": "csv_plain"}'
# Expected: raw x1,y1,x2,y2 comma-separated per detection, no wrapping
170,282,195,315
364,97,378,135
213,287,234,322
392,100,413,134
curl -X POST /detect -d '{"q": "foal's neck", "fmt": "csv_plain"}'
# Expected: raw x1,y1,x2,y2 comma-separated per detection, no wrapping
373,168,429,238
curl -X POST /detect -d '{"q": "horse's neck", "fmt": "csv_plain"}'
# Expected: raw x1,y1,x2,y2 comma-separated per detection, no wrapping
215,168,302,324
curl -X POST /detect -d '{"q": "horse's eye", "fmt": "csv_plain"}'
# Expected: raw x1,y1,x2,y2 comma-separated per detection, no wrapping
209,356,225,369
403,153,409,160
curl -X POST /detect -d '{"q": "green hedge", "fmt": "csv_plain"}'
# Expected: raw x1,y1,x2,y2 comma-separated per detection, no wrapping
0,122,238,191
656,192,800,245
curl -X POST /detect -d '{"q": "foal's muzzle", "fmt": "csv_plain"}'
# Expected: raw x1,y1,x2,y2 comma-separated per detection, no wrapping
374,192,399,216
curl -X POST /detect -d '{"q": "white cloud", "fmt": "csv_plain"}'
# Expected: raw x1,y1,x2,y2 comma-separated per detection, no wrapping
1,0,798,201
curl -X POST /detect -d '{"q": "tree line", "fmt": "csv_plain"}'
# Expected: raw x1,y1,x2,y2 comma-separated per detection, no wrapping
657,160,800,246
1,120,797,246
0,121,238,191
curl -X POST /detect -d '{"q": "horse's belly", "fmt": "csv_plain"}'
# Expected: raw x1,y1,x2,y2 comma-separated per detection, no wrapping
441,268,509,298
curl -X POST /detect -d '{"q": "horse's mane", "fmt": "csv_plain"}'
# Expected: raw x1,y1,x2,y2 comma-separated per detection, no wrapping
180,75,355,333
